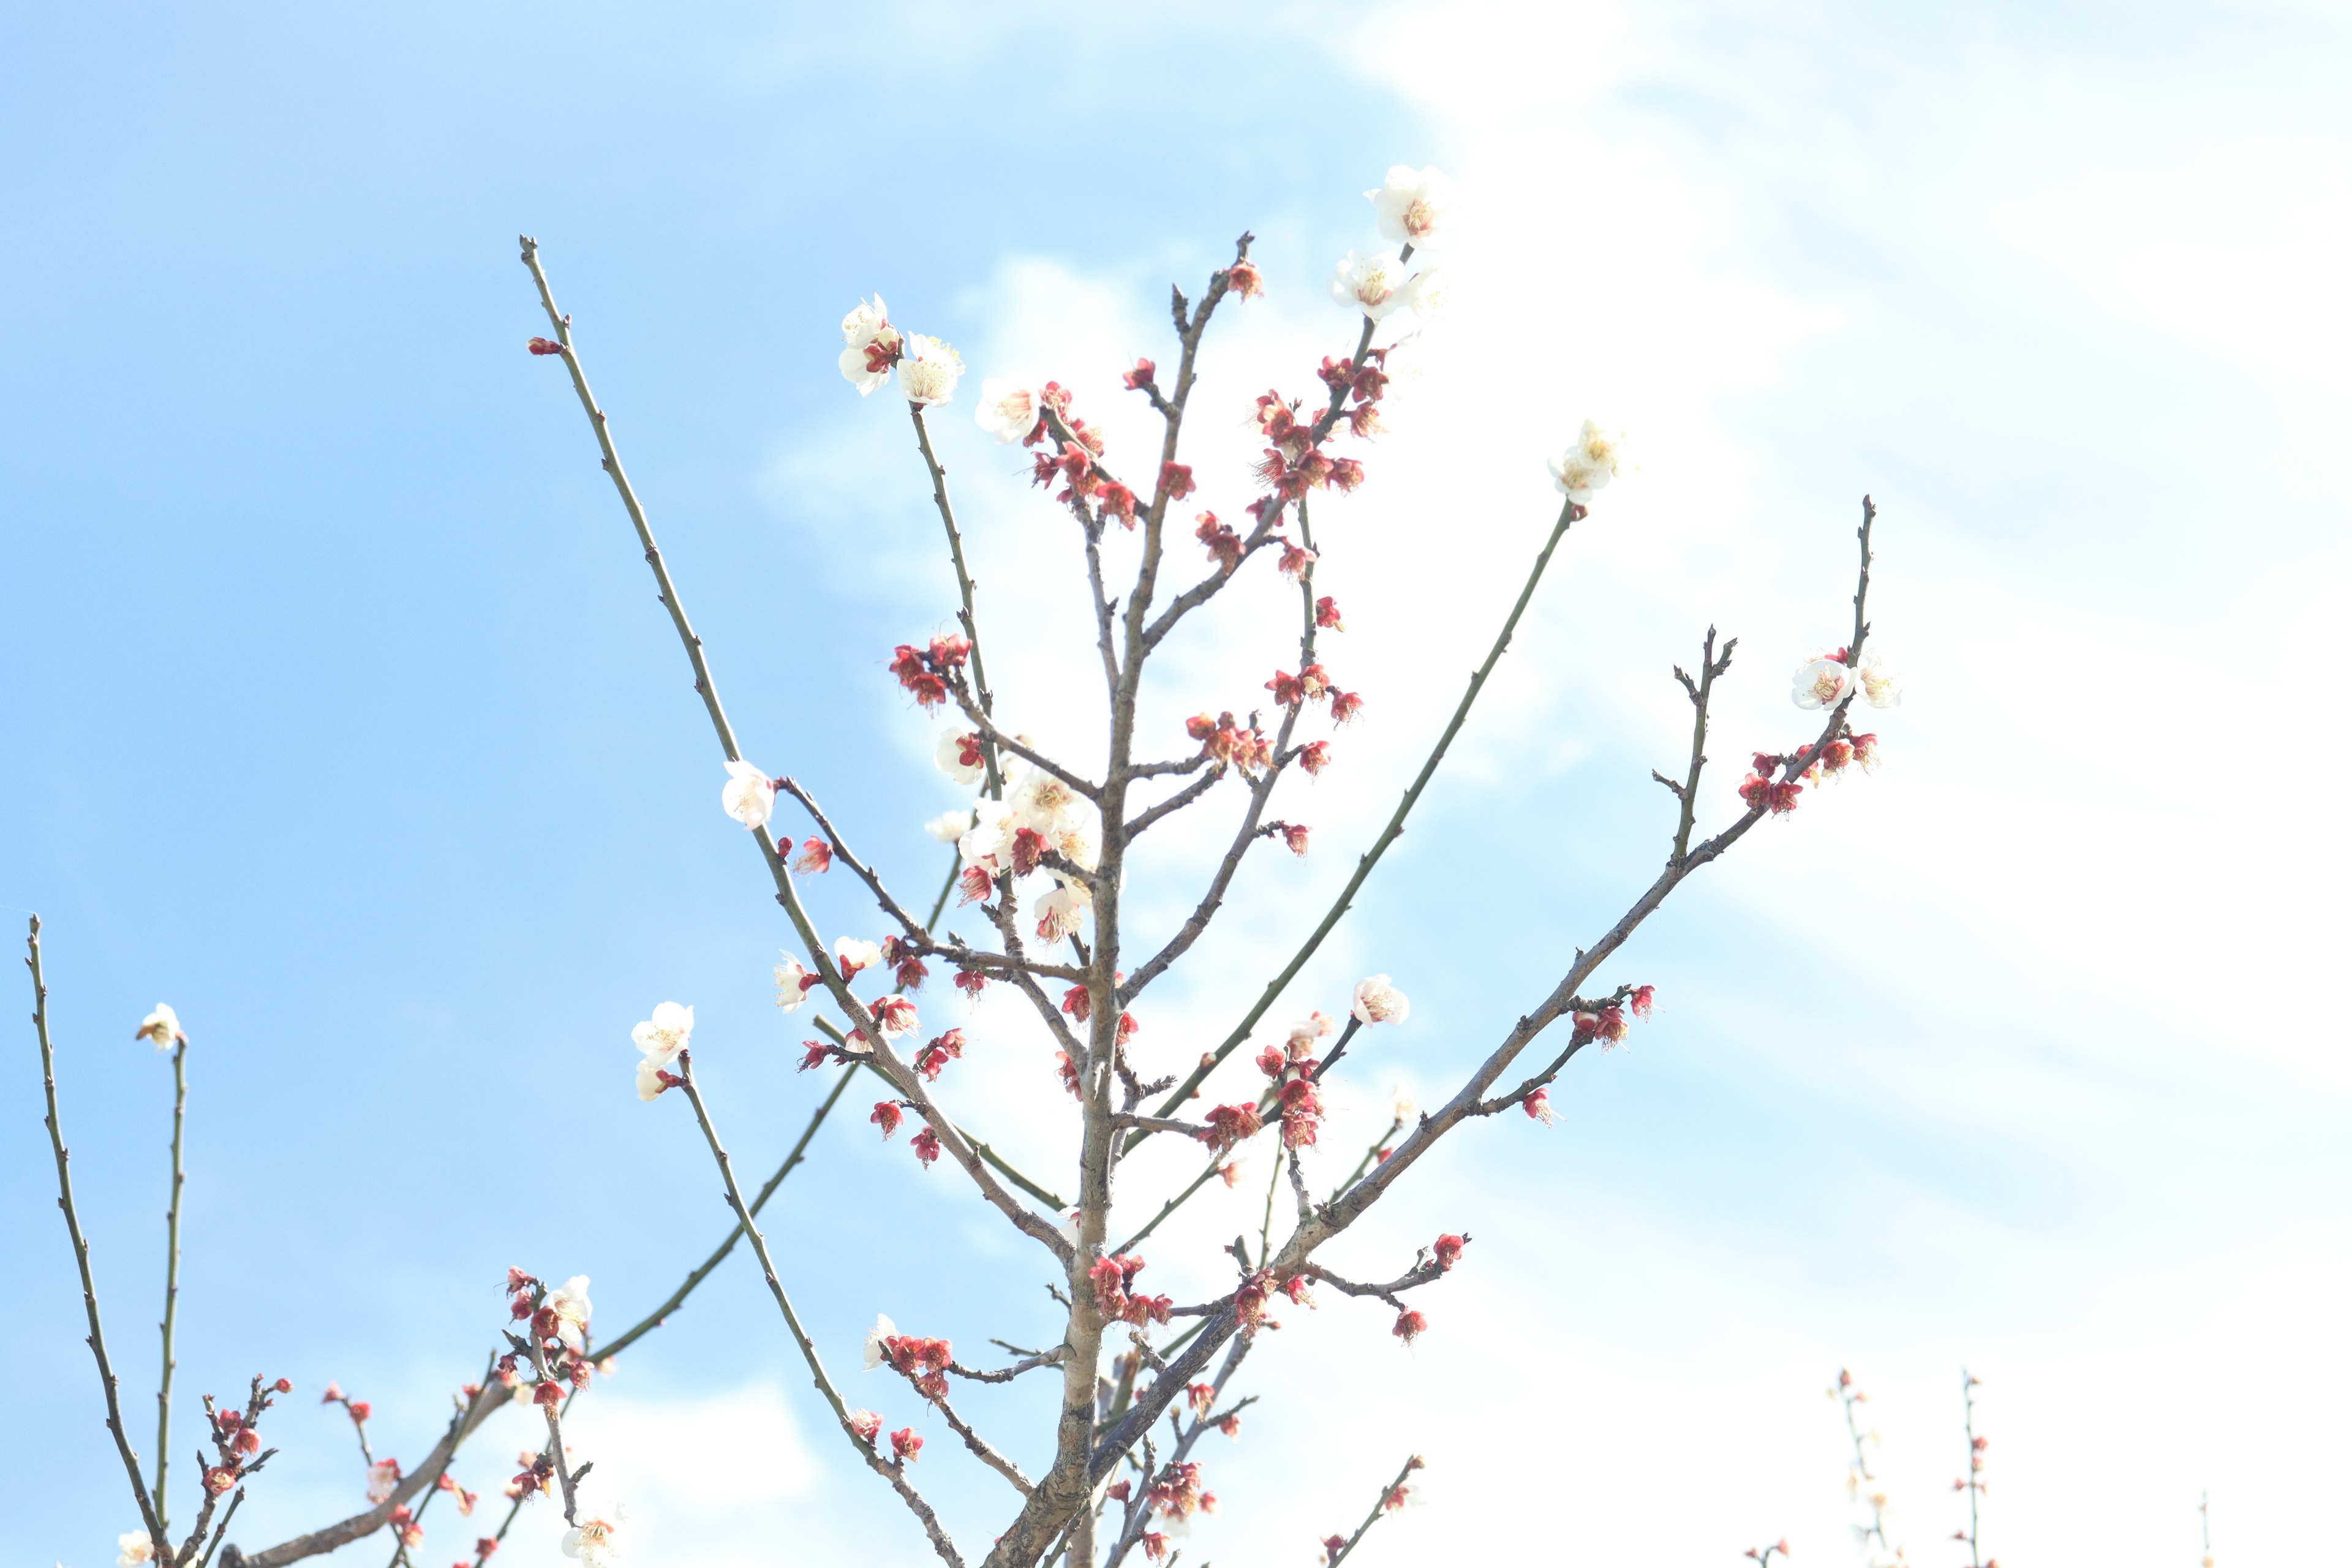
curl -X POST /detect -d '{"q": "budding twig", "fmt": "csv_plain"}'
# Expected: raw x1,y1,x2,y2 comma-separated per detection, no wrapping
25,917,169,1555
909,404,1007,801
1321,1453,1423,1566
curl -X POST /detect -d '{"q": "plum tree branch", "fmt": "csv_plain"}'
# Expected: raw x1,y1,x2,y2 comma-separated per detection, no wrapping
25,916,168,1557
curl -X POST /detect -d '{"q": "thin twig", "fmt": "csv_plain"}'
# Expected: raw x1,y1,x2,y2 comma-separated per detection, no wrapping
1325,1454,1422,1565
26,916,168,1554
156,1028,190,1538
674,1051,966,1566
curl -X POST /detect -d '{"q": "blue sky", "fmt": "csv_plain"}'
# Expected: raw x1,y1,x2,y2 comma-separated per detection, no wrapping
6,2,2349,1564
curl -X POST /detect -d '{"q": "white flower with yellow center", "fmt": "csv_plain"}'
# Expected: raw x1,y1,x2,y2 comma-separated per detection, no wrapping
1854,654,1902,709
720,760,775,830
134,1004,184,1051
1792,658,1856,710
1034,880,1091,941
897,336,965,406
974,379,1042,443
1366,165,1457,250
1328,251,1411,320
631,1002,693,1069
1352,974,1411,1025
561,1507,625,1568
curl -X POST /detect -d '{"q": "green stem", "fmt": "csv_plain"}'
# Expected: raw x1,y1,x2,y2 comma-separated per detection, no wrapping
156,1033,188,1537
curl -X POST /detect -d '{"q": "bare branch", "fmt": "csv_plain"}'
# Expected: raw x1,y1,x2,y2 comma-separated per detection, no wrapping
25,916,168,1556
674,1052,965,1566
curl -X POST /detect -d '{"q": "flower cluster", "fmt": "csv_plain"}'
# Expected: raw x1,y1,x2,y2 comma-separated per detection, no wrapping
1792,647,1902,712
496,1270,598,1422
1256,1014,1333,1149
1265,662,1365,726
863,1314,955,1401
1088,1253,1174,1327
837,296,964,406
1185,709,1275,774
1739,728,1880,816
1250,372,1378,507
888,632,973,711
953,760,1101,941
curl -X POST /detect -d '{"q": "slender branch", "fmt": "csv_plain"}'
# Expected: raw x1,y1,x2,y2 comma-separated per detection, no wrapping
1668,628,1736,865
910,403,1008,800
1123,765,1227,838
949,1347,1068,1385
524,239,1071,1264
913,1379,1033,1495
26,916,168,1555
156,1030,189,1537
674,1051,965,1567
194,1488,244,1568
1325,1454,1422,1565
1142,496,1585,1128
1117,704,1298,1005
598,1060,859,1359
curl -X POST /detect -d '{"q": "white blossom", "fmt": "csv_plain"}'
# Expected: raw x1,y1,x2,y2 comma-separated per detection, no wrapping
1034,880,1091,941
839,296,900,396
633,1057,668,1102
1853,653,1903,709
1352,974,1411,1025
862,1313,899,1370
973,379,1042,443
959,799,1016,872
835,937,882,976
631,1002,693,1069
118,1531,158,1567
925,808,974,844
935,726,987,786
1547,419,1624,504
1401,265,1449,318
720,760,775,831
1392,1088,1419,1123
1328,251,1412,320
1287,1012,1336,1054
561,1508,624,1568
547,1275,592,1351
365,1458,401,1505
1008,767,1089,841
774,956,812,1014
1792,657,1856,710
897,335,965,406
1366,165,1457,250
134,1004,184,1051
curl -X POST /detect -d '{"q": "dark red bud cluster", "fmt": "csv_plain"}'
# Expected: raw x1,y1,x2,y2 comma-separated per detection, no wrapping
887,635,972,711
1088,1253,1174,1326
